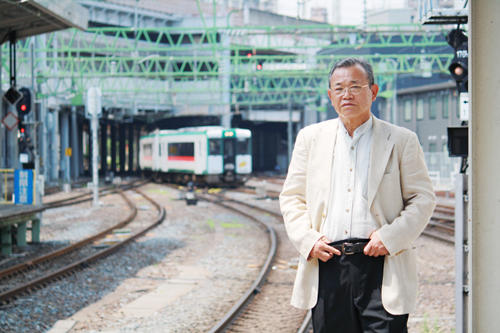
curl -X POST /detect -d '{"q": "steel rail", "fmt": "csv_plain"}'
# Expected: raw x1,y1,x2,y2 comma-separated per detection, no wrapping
297,311,312,333
0,180,149,279
209,192,314,333
0,190,136,279
221,188,457,330
0,188,165,302
421,229,454,244
211,187,455,331
422,219,455,244
219,193,313,333
201,193,277,333
43,179,149,209
422,202,455,244
428,220,454,233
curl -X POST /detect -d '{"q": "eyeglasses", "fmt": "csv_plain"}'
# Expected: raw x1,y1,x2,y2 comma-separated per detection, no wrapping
330,84,369,97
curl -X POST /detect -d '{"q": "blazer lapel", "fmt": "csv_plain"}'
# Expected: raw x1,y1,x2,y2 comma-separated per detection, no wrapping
367,117,395,208
317,119,338,210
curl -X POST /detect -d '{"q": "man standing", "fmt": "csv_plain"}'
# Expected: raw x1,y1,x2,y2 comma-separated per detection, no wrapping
279,58,436,332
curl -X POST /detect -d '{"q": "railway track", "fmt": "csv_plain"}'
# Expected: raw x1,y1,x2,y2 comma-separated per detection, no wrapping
200,192,312,333
42,179,148,209
216,188,454,333
0,187,165,303
422,203,455,244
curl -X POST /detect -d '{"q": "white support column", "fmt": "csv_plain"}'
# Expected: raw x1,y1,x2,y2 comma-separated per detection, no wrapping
61,110,70,185
40,97,48,182
470,1,500,331
50,109,60,182
35,35,48,183
71,106,79,180
87,87,101,207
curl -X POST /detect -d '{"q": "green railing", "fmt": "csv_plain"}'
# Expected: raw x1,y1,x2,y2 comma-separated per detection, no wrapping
0,24,454,107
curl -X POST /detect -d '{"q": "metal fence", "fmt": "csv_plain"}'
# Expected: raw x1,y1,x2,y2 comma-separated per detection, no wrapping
424,152,461,191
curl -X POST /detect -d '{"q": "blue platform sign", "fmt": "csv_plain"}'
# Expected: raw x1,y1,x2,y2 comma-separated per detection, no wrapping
14,169,33,205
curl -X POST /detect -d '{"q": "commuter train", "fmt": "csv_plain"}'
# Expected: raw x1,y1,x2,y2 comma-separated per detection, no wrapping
139,126,252,185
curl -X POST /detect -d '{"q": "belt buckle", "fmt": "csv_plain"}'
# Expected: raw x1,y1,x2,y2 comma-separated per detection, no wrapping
342,242,355,255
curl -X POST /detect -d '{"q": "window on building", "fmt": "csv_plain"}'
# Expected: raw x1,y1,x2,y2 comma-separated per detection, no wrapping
429,96,437,119
404,99,412,121
416,98,424,120
442,94,449,119
429,142,437,152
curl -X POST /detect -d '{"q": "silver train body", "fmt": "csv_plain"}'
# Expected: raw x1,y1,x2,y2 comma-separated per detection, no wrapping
139,126,252,184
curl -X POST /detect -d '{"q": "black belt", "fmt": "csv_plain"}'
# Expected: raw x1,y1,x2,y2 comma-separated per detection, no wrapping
329,239,370,255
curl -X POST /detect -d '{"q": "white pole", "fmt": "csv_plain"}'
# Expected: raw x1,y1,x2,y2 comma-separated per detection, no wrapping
471,1,500,331
87,87,101,207
92,112,99,206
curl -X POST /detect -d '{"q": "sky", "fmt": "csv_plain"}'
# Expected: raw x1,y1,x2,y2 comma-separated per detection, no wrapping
276,0,410,25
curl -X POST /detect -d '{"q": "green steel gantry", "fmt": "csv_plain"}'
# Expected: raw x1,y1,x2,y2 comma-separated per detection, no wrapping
1,24,454,109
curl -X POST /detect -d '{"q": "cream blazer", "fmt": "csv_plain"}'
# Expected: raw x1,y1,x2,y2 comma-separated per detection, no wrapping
279,116,436,315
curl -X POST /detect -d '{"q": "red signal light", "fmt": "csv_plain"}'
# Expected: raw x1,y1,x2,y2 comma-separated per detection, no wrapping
20,104,27,112
256,63,263,70
247,52,252,58
20,127,25,134
453,66,464,76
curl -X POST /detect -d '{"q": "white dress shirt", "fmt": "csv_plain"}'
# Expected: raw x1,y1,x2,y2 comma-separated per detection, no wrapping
321,116,378,242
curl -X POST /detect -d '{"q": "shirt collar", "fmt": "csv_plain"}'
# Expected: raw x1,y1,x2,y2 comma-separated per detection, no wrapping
339,116,373,142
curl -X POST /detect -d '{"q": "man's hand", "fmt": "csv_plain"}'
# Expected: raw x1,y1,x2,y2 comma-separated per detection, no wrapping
363,230,389,257
309,236,341,262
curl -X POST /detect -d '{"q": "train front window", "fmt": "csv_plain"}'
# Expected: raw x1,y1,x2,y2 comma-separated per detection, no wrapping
224,139,235,157
236,138,250,155
209,139,222,155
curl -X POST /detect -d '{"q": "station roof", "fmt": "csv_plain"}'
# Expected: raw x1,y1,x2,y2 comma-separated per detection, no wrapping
0,0,88,45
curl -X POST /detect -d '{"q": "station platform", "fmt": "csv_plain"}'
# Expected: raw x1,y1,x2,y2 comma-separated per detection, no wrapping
0,204,44,255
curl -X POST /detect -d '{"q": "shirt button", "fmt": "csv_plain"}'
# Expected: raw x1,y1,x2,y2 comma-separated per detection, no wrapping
347,188,351,192
351,146,354,150
345,208,350,213
344,230,348,234
350,168,353,172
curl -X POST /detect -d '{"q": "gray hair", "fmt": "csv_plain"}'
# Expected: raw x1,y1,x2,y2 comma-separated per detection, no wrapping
328,58,375,88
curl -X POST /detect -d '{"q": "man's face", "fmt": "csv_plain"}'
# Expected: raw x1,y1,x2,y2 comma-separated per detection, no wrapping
327,64,379,124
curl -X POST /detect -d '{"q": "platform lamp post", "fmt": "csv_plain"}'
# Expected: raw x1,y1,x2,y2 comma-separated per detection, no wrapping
86,87,102,207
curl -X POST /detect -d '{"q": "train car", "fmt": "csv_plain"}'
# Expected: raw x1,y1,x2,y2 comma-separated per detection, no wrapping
139,126,252,185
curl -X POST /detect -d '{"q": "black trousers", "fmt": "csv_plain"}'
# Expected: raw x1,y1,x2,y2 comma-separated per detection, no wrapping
312,240,408,333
